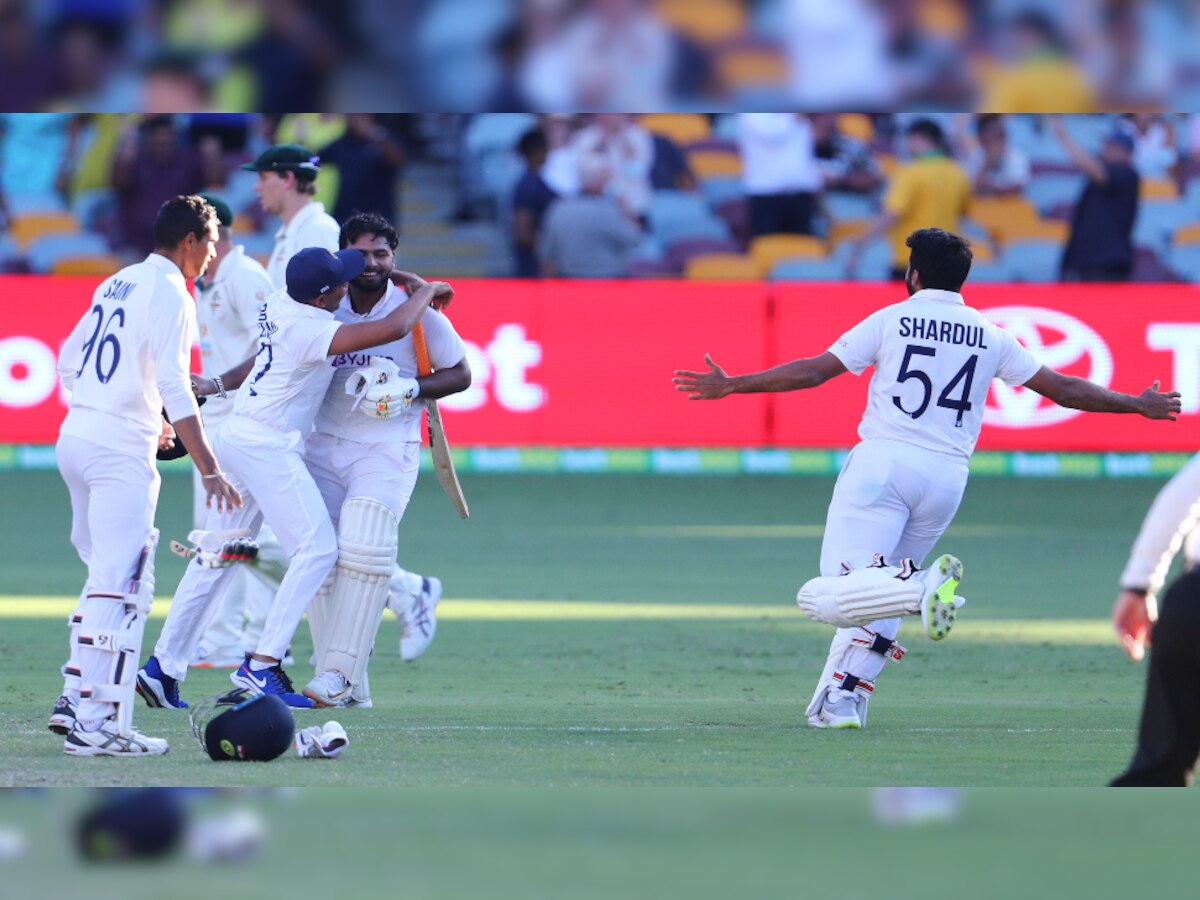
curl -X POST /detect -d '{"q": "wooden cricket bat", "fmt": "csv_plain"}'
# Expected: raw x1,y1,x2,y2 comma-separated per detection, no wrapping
413,321,469,519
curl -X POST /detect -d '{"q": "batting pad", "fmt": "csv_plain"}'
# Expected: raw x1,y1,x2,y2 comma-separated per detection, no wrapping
796,568,923,629
320,498,398,690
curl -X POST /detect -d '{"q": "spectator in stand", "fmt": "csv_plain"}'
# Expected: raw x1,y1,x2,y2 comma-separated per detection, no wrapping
1051,116,1140,283
538,155,641,278
847,118,971,281
1121,113,1178,178
111,115,220,257
317,113,406,226
512,126,557,277
0,0,59,111
648,130,695,192
737,113,823,239
541,113,582,197
810,113,882,194
961,113,1031,197
0,113,77,217
572,113,654,219
980,11,1097,113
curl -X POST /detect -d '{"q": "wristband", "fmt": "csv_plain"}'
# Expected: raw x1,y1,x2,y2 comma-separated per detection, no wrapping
202,472,226,480
213,375,228,399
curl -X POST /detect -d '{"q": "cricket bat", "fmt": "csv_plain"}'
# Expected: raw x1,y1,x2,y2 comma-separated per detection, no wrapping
413,321,469,518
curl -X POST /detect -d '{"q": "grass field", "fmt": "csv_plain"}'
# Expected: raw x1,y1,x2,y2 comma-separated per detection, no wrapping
0,467,1174,787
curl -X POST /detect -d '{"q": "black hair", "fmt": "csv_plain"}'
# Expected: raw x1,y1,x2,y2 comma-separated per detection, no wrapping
339,211,399,251
1012,10,1064,50
975,113,1003,137
153,195,218,250
905,118,946,149
516,127,549,159
906,228,973,291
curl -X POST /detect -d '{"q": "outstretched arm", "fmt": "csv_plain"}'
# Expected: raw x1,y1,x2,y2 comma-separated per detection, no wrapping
1048,115,1108,184
1023,367,1181,418
674,352,848,400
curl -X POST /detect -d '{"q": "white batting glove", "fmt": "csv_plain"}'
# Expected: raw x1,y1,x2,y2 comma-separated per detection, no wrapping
295,721,350,759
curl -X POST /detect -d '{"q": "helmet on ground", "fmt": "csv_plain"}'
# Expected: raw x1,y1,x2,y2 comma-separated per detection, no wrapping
190,688,295,761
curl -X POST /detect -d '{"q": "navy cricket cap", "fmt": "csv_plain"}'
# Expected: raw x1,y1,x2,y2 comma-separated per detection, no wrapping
1105,129,1135,153
286,247,366,302
240,143,321,180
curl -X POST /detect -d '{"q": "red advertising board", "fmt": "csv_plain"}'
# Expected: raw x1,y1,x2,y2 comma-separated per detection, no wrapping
2,276,1198,451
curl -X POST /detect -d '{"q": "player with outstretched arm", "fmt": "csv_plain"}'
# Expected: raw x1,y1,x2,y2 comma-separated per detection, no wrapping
135,247,453,709
51,196,242,756
675,227,1182,730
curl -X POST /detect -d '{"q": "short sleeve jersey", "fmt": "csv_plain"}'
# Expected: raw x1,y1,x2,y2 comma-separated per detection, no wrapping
266,201,340,290
828,288,1041,459
314,281,467,444
58,254,199,460
229,290,342,436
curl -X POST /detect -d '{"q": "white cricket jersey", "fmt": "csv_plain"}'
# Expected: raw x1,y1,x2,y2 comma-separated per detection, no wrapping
266,201,340,290
196,245,274,425
58,254,199,460
829,288,1041,459
314,281,468,444
1119,452,1200,595
228,290,341,436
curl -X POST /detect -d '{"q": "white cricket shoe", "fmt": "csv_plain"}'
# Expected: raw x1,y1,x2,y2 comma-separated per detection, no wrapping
399,576,442,661
303,670,352,708
917,554,963,641
815,689,863,730
63,719,169,757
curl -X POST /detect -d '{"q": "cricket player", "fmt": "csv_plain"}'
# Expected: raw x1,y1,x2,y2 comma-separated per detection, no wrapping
675,227,1182,730
51,195,242,756
300,211,470,707
241,143,442,657
189,192,276,668
136,247,453,708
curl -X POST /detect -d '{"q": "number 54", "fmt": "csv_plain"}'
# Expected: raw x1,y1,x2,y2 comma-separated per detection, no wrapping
892,344,978,427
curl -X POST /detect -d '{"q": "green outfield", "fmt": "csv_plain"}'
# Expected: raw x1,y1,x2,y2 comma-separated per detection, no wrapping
0,468,1172,787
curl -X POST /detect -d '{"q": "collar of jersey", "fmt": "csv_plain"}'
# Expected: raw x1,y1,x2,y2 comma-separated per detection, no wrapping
908,288,964,305
146,252,185,279
275,200,325,238
200,245,245,289
281,292,336,318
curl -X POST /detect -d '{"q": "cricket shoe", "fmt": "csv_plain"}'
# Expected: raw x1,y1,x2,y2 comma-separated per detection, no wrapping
136,656,189,709
302,670,352,708
813,688,863,730
231,656,315,709
917,554,963,641
399,576,442,661
48,694,77,735
63,719,169,757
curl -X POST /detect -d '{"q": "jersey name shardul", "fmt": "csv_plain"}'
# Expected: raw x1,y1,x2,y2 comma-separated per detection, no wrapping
898,317,989,348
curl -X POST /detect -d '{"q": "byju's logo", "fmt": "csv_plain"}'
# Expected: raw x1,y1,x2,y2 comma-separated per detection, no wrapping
981,306,1113,428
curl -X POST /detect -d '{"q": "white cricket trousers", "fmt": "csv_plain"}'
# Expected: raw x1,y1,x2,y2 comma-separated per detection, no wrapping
154,416,338,679
56,435,160,722
815,439,969,691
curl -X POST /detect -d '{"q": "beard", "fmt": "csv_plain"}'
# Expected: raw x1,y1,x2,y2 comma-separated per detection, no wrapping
352,270,388,291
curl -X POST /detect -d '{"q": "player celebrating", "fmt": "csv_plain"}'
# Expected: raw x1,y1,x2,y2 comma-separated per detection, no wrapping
52,195,241,756
188,192,276,668
299,212,470,707
136,247,453,708
674,227,1182,730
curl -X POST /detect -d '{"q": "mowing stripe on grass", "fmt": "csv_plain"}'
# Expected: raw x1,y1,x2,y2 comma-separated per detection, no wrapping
0,595,1121,645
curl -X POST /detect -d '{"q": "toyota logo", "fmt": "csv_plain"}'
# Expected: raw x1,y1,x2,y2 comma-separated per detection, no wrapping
980,306,1113,428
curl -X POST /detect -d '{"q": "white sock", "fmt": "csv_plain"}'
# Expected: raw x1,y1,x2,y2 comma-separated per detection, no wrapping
248,658,273,672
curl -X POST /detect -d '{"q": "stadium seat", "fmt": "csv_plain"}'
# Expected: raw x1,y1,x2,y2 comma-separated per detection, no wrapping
26,232,110,272
684,253,760,280
966,259,1013,282
638,114,712,146
1172,222,1200,246
969,196,1041,242
770,257,851,281
749,234,828,274
1002,239,1063,282
832,237,893,281
52,254,124,276
686,148,743,179
824,191,876,222
1133,202,1195,253
664,236,742,272
827,218,872,247
5,192,67,215
1026,174,1083,214
649,190,732,246
654,0,747,44
8,212,80,249
836,114,874,144
995,218,1069,244
715,39,789,95
1141,177,1180,202
1167,243,1200,282
700,176,744,207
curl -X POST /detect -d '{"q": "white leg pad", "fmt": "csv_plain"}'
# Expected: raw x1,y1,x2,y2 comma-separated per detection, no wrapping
797,567,923,628
307,573,335,667
78,530,156,737
319,498,398,690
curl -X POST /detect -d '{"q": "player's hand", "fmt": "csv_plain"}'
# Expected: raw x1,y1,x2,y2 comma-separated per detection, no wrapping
1113,588,1156,662
429,281,454,311
390,269,430,295
158,419,177,452
673,353,733,400
191,374,218,398
204,473,244,514
1137,380,1182,420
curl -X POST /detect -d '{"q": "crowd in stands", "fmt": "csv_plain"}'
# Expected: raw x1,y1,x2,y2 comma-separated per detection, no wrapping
5,111,1200,285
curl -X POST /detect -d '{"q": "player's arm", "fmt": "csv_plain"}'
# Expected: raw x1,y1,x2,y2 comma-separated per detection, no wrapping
1023,367,1181,419
328,281,452,357
418,357,471,400
193,355,256,397
1047,115,1108,184
674,352,848,400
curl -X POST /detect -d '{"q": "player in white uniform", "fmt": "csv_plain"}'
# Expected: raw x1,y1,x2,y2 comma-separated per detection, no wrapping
1111,454,1200,662
241,143,442,657
675,228,1183,730
136,247,453,708
300,212,470,707
188,192,277,668
51,195,242,756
